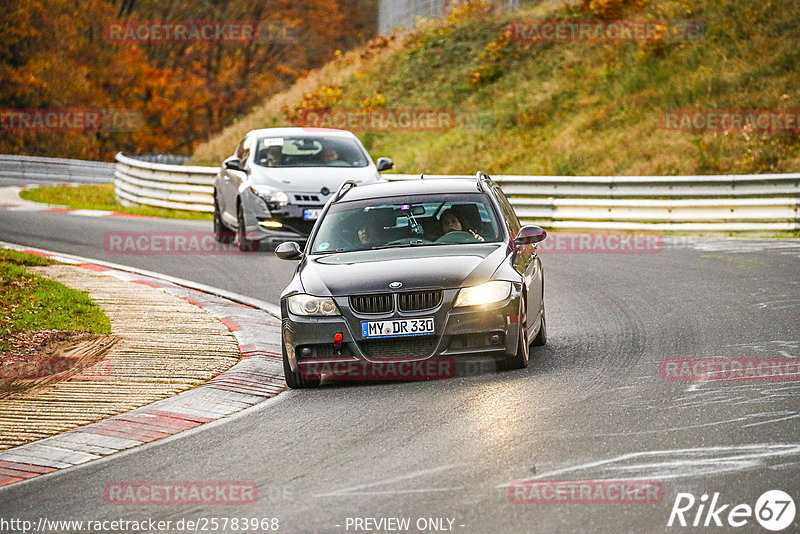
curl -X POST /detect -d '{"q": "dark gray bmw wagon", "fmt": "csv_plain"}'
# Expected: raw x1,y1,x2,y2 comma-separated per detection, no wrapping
275,172,548,388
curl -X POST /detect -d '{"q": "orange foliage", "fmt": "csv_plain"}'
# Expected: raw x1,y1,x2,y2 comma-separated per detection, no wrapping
581,0,651,18
0,0,375,160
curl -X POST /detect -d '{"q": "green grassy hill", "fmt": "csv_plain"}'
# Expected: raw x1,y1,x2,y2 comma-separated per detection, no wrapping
192,0,800,176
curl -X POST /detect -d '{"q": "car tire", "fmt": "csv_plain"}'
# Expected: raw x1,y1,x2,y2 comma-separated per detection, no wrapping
282,335,320,389
500,295,530,371
237,205,256,252
532,302,547,347
213,195,233,243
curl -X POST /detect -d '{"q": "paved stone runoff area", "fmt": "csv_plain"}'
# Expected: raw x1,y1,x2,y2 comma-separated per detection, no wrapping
0,254,284,488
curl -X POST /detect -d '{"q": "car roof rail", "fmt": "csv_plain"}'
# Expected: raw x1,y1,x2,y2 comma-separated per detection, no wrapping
333,180,358,202
475,170,491,190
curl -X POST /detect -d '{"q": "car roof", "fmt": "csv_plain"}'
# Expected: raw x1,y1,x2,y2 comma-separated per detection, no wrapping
341,178,484,202
246,127,358,139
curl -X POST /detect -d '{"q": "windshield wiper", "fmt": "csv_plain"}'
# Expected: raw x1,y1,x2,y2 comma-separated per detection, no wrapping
372,240,448,250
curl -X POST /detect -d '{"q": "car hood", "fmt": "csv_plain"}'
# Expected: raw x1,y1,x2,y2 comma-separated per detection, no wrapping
250,165,382,192
299,244,509,296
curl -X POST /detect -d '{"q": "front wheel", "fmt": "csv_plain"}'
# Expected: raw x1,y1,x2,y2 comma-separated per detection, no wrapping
500,296,530,371
237,207,256,252
213,196,234,243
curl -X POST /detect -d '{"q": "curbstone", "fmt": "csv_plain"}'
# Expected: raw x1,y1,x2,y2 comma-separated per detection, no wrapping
0,244,286,489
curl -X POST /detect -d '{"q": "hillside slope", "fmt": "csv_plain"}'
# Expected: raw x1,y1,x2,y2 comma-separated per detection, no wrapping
192,0,800,176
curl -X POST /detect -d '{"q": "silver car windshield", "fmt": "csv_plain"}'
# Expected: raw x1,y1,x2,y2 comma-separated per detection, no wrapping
253,136,369,168
310,194,502,254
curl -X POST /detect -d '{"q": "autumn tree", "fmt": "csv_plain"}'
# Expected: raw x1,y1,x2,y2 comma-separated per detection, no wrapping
0,0,377,159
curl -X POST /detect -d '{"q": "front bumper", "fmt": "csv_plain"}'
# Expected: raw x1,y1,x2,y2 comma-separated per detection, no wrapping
241,190,324,246
250,216,315,247
281,286,523,380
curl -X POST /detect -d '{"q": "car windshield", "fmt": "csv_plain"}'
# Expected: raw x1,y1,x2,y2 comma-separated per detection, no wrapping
253,136,369,168
309,193,502,254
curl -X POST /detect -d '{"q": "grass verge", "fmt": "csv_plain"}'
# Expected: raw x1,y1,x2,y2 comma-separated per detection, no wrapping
0,249,111,353
19,183,212,221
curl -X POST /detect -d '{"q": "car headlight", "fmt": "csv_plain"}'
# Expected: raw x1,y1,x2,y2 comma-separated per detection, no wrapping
454,281,512,307
287,294,340,316
250,186,289,208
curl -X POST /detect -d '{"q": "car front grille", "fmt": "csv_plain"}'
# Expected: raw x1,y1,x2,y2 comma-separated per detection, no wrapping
294,194,320,203
398,290,442,312
350,290,442,314
349,294,393,314
360,336,437,358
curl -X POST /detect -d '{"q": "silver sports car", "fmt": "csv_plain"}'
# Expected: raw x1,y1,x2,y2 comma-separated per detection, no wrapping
213,127,393,250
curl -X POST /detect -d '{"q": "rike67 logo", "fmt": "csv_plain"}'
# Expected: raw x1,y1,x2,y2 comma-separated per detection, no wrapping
668,490,796,531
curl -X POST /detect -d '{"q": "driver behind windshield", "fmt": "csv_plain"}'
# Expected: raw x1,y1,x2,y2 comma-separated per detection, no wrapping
439,208,484,242
318,146,339,164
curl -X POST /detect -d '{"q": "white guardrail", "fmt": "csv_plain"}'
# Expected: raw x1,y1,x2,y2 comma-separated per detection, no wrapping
0,155,114,183
2,153,794,231
114,153,216,212
114,153,800,232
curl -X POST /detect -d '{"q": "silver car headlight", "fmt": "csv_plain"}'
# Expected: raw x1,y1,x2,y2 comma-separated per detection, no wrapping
288,294,340,316
250,186,289,208
454,281,512,307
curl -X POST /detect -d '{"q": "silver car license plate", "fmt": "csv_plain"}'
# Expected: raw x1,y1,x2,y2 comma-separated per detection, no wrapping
303,208,321,220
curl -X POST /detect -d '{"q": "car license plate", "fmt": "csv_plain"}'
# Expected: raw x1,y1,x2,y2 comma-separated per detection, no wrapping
361,318,435,338
303,208,321,220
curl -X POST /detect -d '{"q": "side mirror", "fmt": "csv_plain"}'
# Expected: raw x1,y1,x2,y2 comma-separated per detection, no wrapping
275,241,303,260
376,157,394,172
224,158,246,172
513,225,547,248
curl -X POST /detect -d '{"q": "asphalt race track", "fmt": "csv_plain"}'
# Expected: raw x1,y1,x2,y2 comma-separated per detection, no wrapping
1,182,800,532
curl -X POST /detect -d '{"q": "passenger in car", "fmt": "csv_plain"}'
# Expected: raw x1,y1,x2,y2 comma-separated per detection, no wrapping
354,208,398,248
265,146,283,167
356,217,383,247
